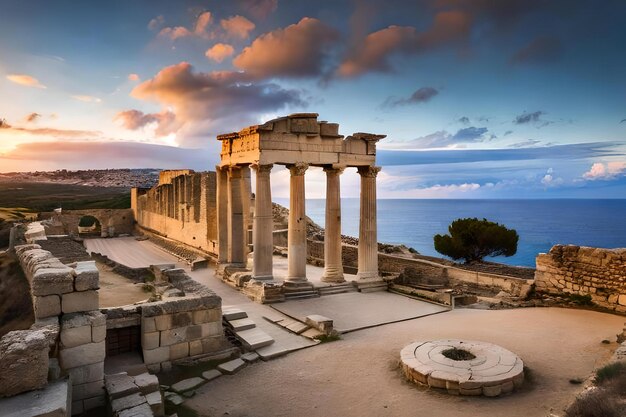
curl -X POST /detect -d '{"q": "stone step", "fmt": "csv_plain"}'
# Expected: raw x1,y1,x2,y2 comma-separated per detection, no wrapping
318,285,357,296
226,318,256,332
356,281,388,293
275,319,309,335
222,307,248,321
216,358,246,375
170,377,205,394
283,292,320,300
234,327,275,350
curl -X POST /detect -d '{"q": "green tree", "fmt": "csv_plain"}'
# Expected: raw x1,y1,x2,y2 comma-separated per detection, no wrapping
434,218,519,263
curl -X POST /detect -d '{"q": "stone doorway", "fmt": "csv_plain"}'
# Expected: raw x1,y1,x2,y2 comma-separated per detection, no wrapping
78,215,101,236
106,325,141,357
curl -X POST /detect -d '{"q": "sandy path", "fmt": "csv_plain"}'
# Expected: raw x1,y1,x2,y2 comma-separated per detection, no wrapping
98,265,148,308
187,307,623,417
85,237,180,268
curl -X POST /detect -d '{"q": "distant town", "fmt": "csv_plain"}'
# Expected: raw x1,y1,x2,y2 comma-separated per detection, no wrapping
0,169,159,188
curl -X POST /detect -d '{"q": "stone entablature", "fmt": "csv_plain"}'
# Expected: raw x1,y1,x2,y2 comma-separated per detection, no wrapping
535,245,626,312
218,113,384,168
217,113,386,291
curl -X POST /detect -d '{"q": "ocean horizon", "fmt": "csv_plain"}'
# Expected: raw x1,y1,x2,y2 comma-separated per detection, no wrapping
275,198,626,268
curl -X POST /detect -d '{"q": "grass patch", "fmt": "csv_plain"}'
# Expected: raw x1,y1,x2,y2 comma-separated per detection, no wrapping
442,347,476,361
595,362,626,385
315,333,341,343
565,389,622,417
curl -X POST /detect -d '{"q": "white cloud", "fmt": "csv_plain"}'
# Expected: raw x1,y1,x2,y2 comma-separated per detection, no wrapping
583,161,626,180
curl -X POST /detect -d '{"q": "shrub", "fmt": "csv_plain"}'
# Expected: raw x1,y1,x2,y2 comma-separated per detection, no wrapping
595,362,626,385
434,218,518,263
565,388,622,417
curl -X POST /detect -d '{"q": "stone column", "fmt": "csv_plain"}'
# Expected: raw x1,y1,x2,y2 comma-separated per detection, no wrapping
357,166,381,280
252,164,274,280
322,166,345,283
228,166,246,267
216,166,229,265
241,165,252,256
286,163,309,283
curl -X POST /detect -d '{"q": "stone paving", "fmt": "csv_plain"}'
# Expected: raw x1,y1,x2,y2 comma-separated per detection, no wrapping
400,339,525,397
272,291,449,333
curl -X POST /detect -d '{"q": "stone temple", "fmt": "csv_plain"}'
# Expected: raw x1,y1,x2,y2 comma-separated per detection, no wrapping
215,112,386,292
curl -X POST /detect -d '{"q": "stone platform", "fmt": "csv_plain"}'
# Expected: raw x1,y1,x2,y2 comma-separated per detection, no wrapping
400,339,524,397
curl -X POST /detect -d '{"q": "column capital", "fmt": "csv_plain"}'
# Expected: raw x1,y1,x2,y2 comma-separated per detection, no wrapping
323,165,346,175
251,163,273,175
288,162,309,176
358,165,381,178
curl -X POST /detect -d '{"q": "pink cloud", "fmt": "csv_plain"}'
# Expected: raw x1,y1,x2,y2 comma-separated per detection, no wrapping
158,26,193,40
205,43,235,63
220,15,255,39
6,74,46,89
583,162,626,180
194,11,213,36
128,73,140,82
337,10,472,77
114,109,180,137
233,17,339,78
129,62,303,146
148,15,165,30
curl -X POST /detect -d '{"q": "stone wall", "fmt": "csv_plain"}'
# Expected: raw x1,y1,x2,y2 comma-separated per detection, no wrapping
140,268,229,372
132,171,218,255
39,209,135,237
306,239,532,296
535,245,626,312
13,244,106,414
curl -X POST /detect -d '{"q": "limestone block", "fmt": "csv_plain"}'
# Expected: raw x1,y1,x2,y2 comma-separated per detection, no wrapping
72,379,104,401
186,324,202,340
482,384,502,397
171,312,192,328
201,336,227,354
170,342,189,360
142,317,157,332
141,295,221,318
34,294,61,319
154,315,171,331
92,324,106,343
59,341,105,369
74,261,99,291
305,315,334,333
619,294,626,306
192,309,220,324
31,267,74,296
189,340,203,356
119,403,153,417
0,378,70,417
49,358,61,380
142,331,160,350
201,322,223,338
60,324,92,348
72,400,83,416
171,377,205,393
133,372,159,395
145,390,164,416
111,392,146,414
0,330,49,397
143,346,170,365
608,294,619,304
67,362,104,385
105,372,139,399
62,290,99,313
160,328,187,347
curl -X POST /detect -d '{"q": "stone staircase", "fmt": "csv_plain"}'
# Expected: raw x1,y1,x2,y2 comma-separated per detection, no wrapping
318,282,358,296
222,307,275,350
141,232,211,269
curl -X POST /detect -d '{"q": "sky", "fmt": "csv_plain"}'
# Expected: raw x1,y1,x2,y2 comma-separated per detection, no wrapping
1,0,625,198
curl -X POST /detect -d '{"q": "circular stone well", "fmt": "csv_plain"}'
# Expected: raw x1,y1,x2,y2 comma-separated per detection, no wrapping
400,339,524,397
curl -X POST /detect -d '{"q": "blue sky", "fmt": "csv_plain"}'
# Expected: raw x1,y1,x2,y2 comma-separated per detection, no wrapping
0,0,625,198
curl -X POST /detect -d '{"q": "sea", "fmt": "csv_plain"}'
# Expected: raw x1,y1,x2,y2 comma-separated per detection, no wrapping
275,199,626,267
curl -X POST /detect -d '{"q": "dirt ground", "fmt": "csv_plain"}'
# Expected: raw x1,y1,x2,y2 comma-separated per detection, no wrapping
187,307,624,417
98,263,149,308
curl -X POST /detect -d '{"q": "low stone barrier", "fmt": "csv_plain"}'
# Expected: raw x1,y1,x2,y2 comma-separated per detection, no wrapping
140,268,229,373
14,243,106,414
535,245,626,312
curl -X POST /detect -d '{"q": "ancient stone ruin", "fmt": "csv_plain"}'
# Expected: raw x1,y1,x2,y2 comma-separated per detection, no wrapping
216,112,386,292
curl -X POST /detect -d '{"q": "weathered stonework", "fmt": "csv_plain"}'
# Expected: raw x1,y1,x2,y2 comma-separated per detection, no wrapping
132,171,218,255
535,245,626,311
